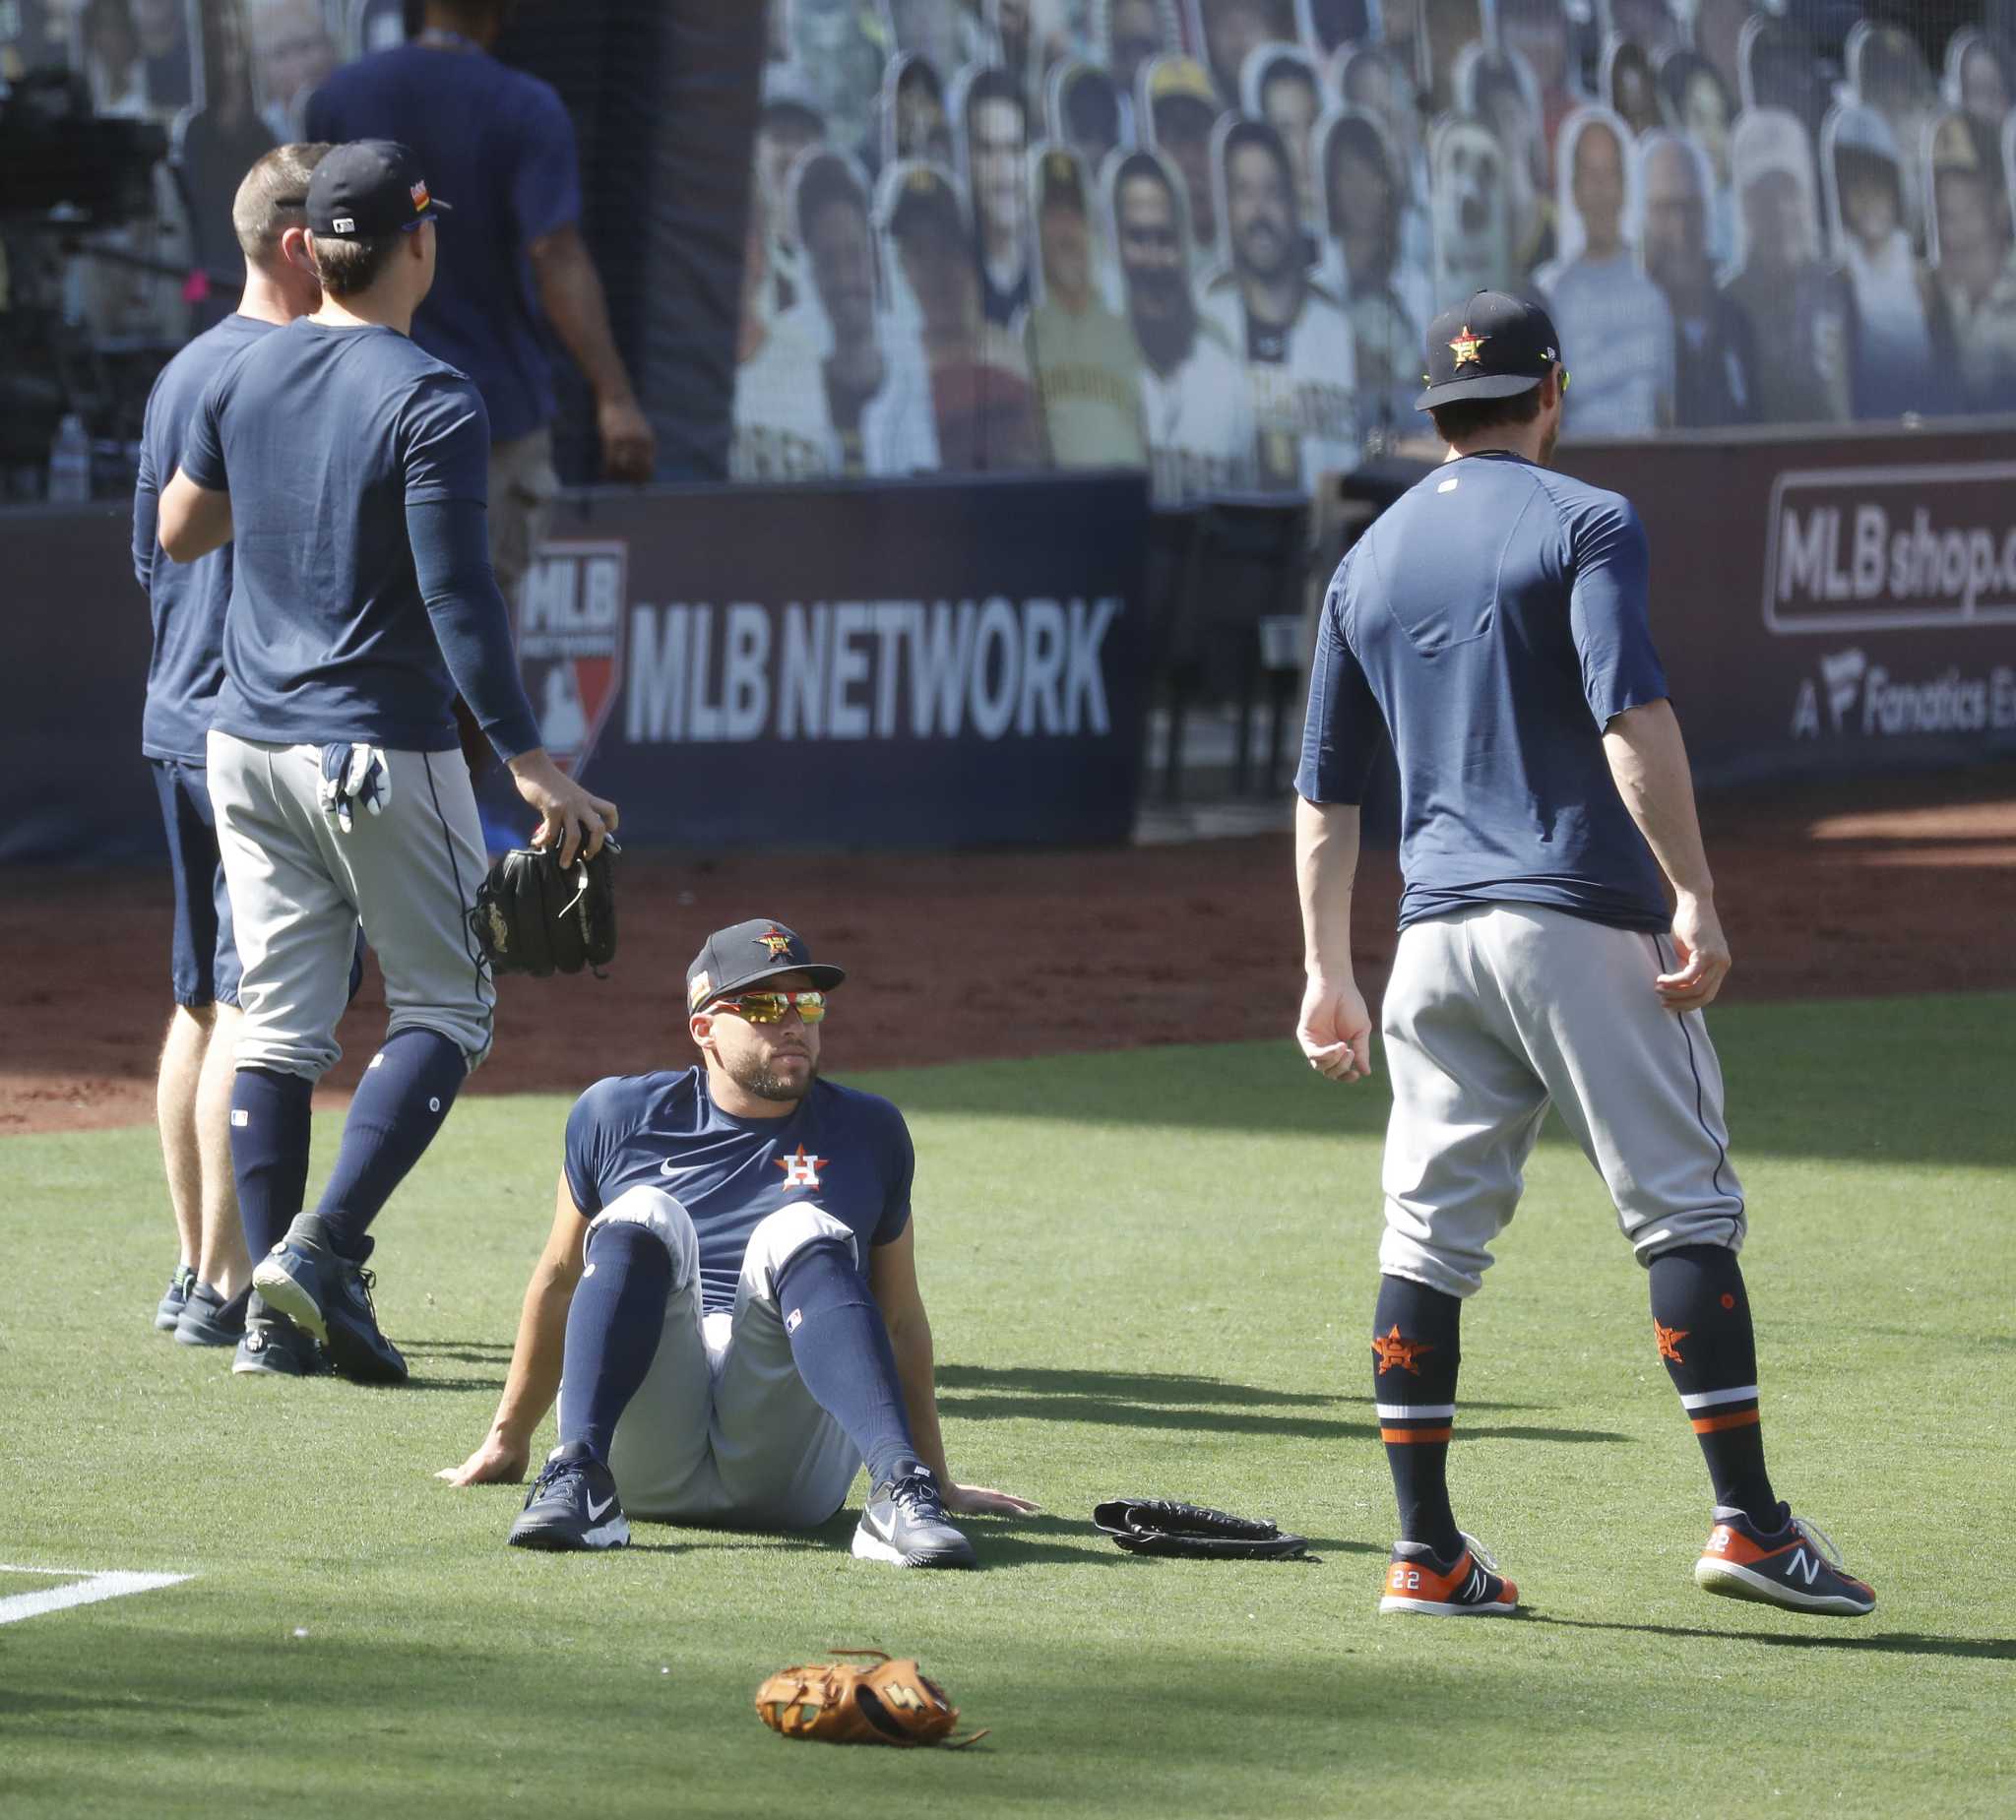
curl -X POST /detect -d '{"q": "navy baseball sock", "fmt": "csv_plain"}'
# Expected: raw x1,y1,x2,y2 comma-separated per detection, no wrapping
556,1222,673,1463
229,1067,314,1260
1371,1274,1464,1559
775,1238,918,1490
1648,1245,1779,1526
315,1030,468,1260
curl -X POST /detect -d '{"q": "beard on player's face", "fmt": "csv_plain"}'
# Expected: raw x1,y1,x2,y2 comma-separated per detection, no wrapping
724,1043,818,1102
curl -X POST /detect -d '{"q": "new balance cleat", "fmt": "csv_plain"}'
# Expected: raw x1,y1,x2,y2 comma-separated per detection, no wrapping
156,1264,196,1333
508,1442,631,1551
174,1281,250,1347
251,1213,408,1385
1695,1506,1875,1616
1379,1533,1520,1615
850,1466,976,1568
232,1294,325,1377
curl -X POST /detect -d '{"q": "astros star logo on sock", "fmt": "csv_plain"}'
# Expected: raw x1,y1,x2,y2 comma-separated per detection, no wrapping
1654,1320,1689,1364
1371,1325,1433,1375
775,1145,828,1189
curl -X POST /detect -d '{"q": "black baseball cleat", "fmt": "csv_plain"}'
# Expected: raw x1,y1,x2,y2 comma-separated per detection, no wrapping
174,1281,250,1347
851,1466,977,1568
508,1442,631,1551
156,1264,196,1333
251,1213,408,1385
231,1293,325,1377
1695,1505,1876,1616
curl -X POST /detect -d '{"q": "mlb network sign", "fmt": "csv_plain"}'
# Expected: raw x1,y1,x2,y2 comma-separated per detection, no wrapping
1764,463,2016,635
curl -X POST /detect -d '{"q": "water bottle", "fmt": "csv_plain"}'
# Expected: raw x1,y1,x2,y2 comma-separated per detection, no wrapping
48,414,92,505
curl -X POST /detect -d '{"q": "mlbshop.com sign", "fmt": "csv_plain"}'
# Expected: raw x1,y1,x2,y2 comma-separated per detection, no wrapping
511,474,1151,847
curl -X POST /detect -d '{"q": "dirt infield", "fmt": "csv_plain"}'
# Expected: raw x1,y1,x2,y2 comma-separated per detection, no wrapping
5,763,2013,1136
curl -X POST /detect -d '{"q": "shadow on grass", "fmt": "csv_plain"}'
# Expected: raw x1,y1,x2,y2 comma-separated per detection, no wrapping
1527,1614,2016,1661
402,1341,516,1361
401,1375,506,1394
934,1366,1622,1446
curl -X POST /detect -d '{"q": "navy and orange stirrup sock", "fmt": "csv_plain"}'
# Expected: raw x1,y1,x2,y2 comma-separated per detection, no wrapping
1371,1274,1464,1559
1648,1245,1780,1527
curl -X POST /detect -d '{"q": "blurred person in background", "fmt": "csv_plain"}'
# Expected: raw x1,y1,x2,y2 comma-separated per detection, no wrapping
796,150,938,473
1605,0,1678,57
1142,54,1226,274
134,0,194,112
1099,0,1172,114
1848,22,1940,245
880,161,1043,470
178,0,277,319
1691,0,1753,120
1417,0,1484,116
1925,112,2016,411
1538,107,1673,436
1821,104,1945,420
1244,43,1323,255
1605,35,1662,139
788,0,886,163
308,0,657,616
754,67,829,319
1204,116,1356,490
248,0,338,141
1944,31,2012,133
730,180,836,480
1720,107,1851,423
884,52,954,169
1339,44,1432,277
1192,0,1293,107
1317,107,1428,438
1024,146,1147,467
887,0,993,74
1048,59,1125,175
1109,147,1254,498
1459,43,1555,282
1497,0,1578,162
1640,130,1757,425
1657,48,1736,265
957,66,1035,327
1428,114,1516,301
83,0,149,116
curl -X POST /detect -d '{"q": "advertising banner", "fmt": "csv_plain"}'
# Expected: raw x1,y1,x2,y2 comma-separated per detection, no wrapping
1557,429,2016,785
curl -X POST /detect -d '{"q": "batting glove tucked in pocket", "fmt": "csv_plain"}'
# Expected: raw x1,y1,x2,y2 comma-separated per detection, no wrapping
317,743,392,833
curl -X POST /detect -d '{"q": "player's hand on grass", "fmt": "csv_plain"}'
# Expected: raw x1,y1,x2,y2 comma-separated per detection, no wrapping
1658,892,1731,1012
597,397,657,482
508,748,619,867
437,1431,532,1486
1297,975,1373,1083
942,1482,1041,1518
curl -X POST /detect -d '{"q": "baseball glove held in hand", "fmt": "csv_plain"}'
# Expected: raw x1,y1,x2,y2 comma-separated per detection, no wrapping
754,1650,985,1748
468,842,618,977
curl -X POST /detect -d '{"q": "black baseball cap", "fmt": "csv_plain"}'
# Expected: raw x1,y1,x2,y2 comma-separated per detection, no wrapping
1416,290,1563,410
307,139,451,239
686,919,846,1013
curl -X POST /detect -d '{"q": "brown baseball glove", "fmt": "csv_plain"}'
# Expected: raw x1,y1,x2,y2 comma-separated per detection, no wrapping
753,1650,986,1748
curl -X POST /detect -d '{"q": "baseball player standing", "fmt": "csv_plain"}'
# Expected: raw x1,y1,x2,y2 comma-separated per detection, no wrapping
440,919,1037,1564
158,139,616,1385
1292,292,1875,1619
133,142,330,1351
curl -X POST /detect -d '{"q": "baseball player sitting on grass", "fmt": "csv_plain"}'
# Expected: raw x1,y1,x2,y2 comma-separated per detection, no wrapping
1293,291,1876,1620
158,140,616,1387
441,918,1038,1565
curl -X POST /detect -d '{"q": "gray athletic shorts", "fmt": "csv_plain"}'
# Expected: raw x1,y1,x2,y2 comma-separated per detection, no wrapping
590,1186,863,1529
207,732,494,1081
1378,903,1746,1298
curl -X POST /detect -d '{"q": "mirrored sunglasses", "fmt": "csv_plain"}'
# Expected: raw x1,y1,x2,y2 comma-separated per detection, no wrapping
706,990,827,1025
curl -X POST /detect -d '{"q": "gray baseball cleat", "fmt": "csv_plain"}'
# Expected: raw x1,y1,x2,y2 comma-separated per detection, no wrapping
851,1466,977,1568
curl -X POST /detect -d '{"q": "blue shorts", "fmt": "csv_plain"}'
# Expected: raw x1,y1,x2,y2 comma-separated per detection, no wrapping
151,757,242,1010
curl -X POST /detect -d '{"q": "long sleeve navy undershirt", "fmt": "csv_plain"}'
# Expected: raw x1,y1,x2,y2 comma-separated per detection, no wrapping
407,496,542,762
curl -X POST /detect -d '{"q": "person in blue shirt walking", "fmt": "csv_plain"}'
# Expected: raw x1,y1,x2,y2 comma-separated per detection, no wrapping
305,1,656,615
158,139,617,1388
1293,290,1876,1621
133,141,330,1355
441,919,1038,1566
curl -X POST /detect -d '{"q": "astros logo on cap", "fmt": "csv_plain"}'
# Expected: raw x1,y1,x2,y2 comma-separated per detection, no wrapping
1449,326,1487,368
755,926,794,961
410,179,430,213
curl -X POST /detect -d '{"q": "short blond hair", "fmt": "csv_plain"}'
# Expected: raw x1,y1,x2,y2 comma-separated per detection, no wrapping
231,142,333,262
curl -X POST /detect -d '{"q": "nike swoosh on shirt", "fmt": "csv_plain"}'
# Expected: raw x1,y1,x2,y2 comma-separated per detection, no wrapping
587,1493,614,1521
659,1161,680,1175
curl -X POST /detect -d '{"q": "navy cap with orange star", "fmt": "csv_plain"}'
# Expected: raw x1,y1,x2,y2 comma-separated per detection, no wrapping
1416,290,1563,410
685,918,847,1013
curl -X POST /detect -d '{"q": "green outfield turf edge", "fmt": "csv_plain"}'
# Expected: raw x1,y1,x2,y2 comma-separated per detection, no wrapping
0,993,2010,1818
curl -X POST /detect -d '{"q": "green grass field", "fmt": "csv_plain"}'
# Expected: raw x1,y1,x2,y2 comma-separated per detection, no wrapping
3,995,2012,1818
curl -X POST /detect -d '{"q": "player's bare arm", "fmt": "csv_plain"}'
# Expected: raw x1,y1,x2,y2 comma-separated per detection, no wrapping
506,747,619,868
438,1174,588,1485
1293,794,1373,1083
1602,698,1731,1012
157,469,234,563
867,1222,1040,1518
529,223,657,482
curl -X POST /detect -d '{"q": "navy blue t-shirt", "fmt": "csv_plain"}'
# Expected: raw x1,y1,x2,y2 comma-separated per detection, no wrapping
182,318,537,756
133,313,276,763
307,45,582,444
1295,452,1671,933
564,1069,914,1317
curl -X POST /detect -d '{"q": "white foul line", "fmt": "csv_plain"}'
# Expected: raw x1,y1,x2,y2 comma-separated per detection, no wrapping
0,1565,195,1626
